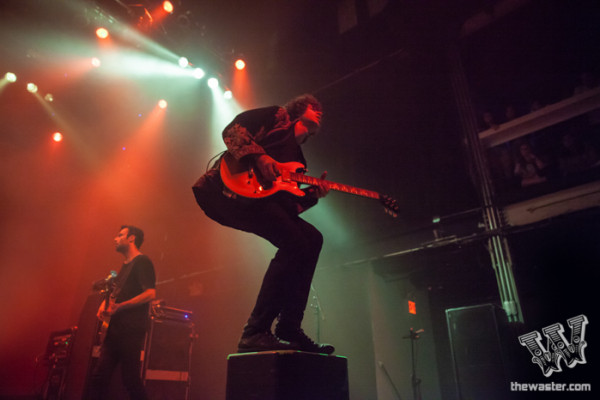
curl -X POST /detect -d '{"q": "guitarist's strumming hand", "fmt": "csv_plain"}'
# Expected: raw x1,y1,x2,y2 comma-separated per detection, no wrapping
255,154,282,181
97,298,120,320
97,288,156,321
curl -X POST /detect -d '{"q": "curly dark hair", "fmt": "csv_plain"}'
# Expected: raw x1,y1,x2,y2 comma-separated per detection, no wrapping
284,94,322,121
121,225,144,249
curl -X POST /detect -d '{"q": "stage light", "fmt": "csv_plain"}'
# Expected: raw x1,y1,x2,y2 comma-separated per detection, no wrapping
234,59,246,71
91,57,101,67
27,83,38,93
193,68,205,79
163,1,174,13
207,77,219,89
52,132,63,142
44,94,54,102
158,99,168,109
224,90,232,99
178,57,189,68
96,27,109,39
5,72,17,82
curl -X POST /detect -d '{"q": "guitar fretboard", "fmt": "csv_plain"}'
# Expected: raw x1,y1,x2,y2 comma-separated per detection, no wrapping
290,173,380,200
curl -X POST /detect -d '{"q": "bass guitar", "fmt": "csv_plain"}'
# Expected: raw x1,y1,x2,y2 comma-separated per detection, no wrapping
97,271,117,346
220,152,399,216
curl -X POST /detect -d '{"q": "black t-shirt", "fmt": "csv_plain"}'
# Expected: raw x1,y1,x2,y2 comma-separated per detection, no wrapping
109,254,156,333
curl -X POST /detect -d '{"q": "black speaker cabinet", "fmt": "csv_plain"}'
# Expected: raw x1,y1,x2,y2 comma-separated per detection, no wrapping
446,304,511,400
143,304,194,400
226,351,349,400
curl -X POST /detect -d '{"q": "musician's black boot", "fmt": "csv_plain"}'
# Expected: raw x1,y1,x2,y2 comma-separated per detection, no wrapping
275,327,335,355
237,330,296,353
237,322,297,353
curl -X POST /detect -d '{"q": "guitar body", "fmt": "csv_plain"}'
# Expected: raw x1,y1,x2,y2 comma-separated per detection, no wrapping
220,152,306,198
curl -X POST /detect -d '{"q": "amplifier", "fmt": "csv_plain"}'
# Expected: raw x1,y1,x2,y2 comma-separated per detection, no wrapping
43,327,77,367
42,327,77,400
150,301,194,323
143,301,195,400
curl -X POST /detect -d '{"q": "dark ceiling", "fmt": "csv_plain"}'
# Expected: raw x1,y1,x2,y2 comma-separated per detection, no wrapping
2,0,599,243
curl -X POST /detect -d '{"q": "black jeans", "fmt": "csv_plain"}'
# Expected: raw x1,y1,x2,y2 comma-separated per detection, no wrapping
88,324,148,400
193,182,323,334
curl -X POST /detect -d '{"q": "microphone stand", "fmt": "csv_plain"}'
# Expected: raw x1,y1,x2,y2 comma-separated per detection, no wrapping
309,284,325,342
403,327,423,400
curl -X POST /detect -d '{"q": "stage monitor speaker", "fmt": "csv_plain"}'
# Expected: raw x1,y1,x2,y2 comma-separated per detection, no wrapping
226,351,349,400
446,304,511,400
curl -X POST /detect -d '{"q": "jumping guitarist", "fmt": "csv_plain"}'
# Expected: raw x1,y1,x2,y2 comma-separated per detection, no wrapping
193,94,397,355
88,225,156,400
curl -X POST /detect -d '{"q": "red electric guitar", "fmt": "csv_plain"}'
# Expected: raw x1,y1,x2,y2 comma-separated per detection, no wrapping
220,152,399,216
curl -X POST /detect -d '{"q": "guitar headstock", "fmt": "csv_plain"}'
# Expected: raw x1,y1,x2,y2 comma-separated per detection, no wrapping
380,194,399,218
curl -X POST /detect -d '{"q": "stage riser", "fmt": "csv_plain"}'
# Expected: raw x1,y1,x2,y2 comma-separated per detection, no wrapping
226,351,349,400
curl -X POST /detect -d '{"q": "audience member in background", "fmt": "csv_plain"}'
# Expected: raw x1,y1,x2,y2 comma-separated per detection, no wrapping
482,110,499,130
504,104,517,122
488,145,518,192
558,132,600,176
513,142,548,187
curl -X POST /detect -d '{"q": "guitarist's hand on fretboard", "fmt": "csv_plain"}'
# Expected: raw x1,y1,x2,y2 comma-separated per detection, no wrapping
312,171,330,198
97,304,108,320
96,302,106,321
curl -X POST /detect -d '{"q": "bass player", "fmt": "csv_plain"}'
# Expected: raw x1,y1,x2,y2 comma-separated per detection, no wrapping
89,225,156,400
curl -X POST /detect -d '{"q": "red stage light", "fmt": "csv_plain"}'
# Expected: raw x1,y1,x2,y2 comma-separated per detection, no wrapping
234,59,246,71
52,132,63,142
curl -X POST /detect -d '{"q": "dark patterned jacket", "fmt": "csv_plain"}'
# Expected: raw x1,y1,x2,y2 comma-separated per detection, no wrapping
193,106,318,213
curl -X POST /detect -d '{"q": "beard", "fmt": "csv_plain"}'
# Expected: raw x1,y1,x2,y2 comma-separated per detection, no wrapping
115,242,128,253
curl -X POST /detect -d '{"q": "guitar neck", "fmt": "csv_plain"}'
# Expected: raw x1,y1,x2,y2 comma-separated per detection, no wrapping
290,173,381,200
